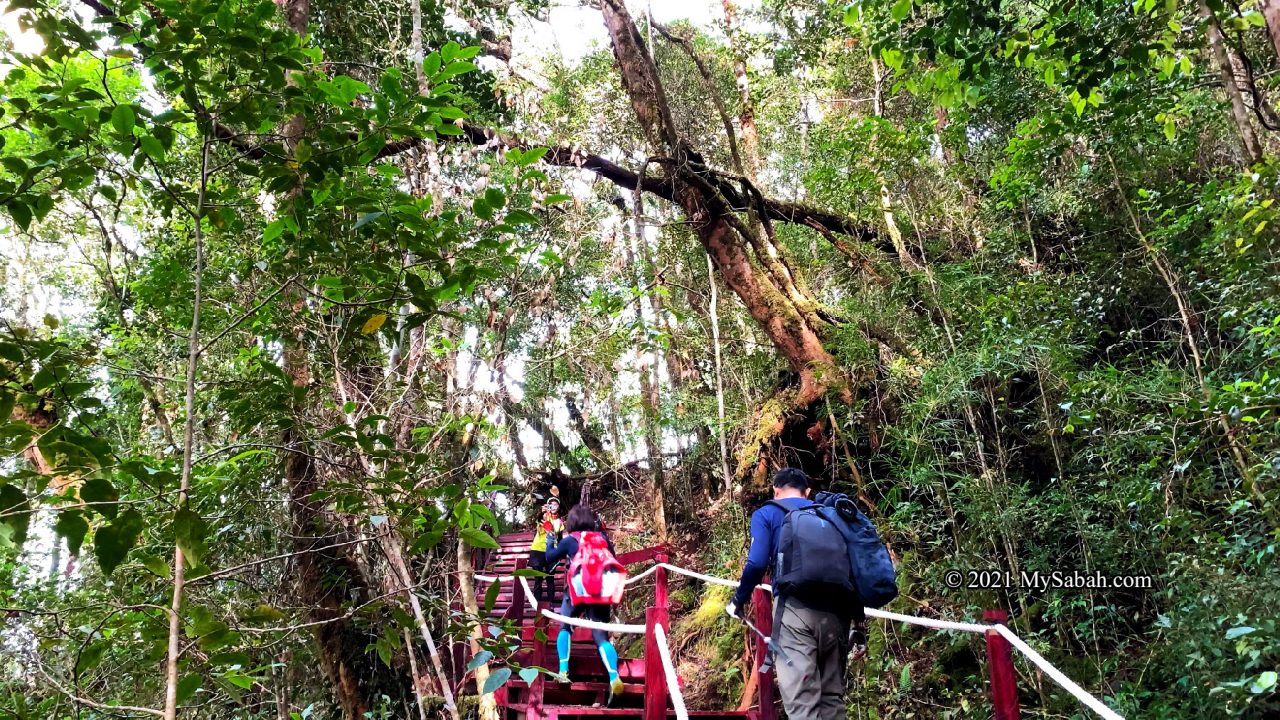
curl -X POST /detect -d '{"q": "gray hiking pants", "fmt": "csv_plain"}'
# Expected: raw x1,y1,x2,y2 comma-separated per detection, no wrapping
774,601,849,720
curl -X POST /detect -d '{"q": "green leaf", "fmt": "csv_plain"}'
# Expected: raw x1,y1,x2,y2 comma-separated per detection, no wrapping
176,674,201,704
54,509,89,556
460,527,500,549
173,508,208,567
519,147,549,166
481,667,512,695
94,509,144,576
435,61,479,83
243,604,286,623
504,209,539,225
139,135,166,162
140,554,171,578
1252,671,1278,694
0,484,30,546
519,667,540,685
484,577,501,613
80,477,119,519
226,673,255,690
881,48,904,71
263,219,285,244
484,188,506,209
8,201,33,232
890,0,912,21
76,640,108,674
467,650,494,671
1225,626,1256,639
111,104,135,135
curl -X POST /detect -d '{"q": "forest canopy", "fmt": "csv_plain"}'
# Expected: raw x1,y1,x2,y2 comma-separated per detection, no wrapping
1,0,1278,718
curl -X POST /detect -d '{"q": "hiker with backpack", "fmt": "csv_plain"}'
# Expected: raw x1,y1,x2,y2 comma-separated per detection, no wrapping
726,468,897,720
527,495,564,604
543,504,628,703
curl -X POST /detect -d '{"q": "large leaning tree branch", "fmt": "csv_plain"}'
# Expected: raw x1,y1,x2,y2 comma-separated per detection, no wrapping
381,122,893,254
75,0,890,257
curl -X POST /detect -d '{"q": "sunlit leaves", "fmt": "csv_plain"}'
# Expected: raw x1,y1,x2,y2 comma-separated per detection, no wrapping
110,104,136,135
460,527,500,550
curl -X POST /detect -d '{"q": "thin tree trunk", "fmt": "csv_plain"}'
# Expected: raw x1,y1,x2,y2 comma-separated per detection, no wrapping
162,140,209,720
629,189,668,541
1265,0,1280,67
458,539,500,720
402,629,430,720
382,532,461,720
653,22,743,173
707,253,732,492
1200,0,1264,164
866,38,918,269
722,0,760,179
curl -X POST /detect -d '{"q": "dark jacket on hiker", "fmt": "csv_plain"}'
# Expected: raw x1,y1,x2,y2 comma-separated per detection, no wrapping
733,491,863,720
732,496,865,623
543,531,616,568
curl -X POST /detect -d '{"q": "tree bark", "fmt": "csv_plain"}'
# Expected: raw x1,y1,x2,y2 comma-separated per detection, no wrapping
1264,0,1280,69
162,139,209,720
598,0,847,411
458,539,500,720
722,0,760,180
1200,0,1264,164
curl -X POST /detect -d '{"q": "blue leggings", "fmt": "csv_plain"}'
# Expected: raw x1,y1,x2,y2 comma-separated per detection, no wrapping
558,596,610,645
556,596,618,680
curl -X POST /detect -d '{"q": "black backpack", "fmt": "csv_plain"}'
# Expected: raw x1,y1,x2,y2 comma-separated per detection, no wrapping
814,491,898,608
770,493,899,609
769,500,855,600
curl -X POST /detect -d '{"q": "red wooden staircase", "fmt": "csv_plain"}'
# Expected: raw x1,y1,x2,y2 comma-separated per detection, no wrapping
476,531,766,720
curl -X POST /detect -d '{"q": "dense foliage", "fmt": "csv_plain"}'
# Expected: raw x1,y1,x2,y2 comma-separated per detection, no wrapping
1,0,1277,719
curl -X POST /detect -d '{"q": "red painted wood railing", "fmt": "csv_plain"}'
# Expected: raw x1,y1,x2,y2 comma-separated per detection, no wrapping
984,609,1021,719
478,538,1030,720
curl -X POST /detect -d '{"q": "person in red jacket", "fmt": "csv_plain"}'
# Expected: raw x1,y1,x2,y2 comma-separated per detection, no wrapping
544,505,624,703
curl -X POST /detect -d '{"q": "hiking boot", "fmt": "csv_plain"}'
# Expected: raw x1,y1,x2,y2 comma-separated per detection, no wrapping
607,677,623,706
553,672,570,685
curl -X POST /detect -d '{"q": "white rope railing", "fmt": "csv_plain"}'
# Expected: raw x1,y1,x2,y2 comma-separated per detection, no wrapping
480,558,1123,720
514,576,646,634
863,607,991,634
629,562,771,594
993,624,1123,720
653,623,689,720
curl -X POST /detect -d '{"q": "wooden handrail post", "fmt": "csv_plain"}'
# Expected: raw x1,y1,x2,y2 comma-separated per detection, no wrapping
655,552,669,610
511,557,529,627
752,586,776,720
643,606,670,720
525,610,549,720
983,609,1021,720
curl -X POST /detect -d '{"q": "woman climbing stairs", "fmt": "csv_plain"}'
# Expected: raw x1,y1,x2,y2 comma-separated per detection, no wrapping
475,531,757,720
